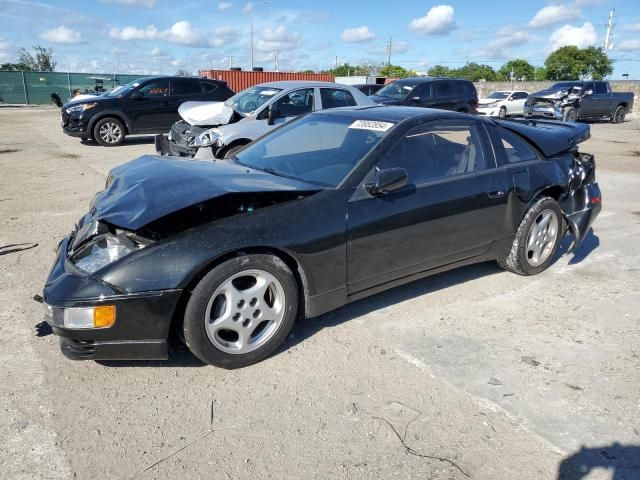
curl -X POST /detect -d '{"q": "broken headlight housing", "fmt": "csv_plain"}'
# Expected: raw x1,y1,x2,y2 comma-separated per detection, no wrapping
194,129,223,148
66,103,97,113
71,233,149,273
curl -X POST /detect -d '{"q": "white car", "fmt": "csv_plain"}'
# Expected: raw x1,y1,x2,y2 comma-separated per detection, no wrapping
477,91,529,118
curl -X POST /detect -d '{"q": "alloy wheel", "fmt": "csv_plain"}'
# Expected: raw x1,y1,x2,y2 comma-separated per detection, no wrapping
525,209,559,267
204,269,286,355
99,121,122,144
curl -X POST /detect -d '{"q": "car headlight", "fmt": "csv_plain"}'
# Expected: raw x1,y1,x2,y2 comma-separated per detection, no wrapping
481,102,498,108
71,233,145,273
194,129,223,148
66,103,97,114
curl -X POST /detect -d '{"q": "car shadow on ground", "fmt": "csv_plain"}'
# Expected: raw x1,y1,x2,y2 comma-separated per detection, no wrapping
557,443,640,480
81,135,155,147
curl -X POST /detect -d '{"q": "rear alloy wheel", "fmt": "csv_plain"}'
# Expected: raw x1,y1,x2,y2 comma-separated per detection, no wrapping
499,106,507,119
498,197,563,276
94,117,125,146
183,254,298,368
611,106,626,124
562,107,577,122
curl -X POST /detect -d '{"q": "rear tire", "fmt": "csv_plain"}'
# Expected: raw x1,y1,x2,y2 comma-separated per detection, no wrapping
93,117,126,146
611,105,625,124
498,197,563,276
562,107,577,122
183,254,298,368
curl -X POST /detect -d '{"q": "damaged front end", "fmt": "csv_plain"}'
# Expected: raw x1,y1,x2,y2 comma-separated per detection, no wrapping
524,87,582,120
560,151,602,248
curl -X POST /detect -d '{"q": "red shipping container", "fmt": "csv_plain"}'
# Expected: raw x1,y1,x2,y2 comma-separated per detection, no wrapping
198,70,335,93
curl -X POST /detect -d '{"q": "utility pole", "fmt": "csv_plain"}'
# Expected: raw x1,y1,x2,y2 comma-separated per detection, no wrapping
603,9,615,53
274,50,279,71
387,36,392,66
335,55,338,68
249,9,254,70
229,55,234,69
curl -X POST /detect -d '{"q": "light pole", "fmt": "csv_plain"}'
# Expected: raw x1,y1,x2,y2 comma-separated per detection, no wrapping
248,1,271,70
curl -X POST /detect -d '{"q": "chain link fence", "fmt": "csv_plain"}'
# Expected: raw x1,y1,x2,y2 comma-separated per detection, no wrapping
0,71,146,105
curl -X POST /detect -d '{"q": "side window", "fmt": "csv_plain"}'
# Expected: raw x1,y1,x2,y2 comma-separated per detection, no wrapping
498,128,538,163
411,83,432,100
273,88,314,117
594,82,608,94
377,122,488,184
514,92,528,100
453,81,472,95
171,79,202,96
320,88,357,109
435,81,453,97
138,79,169,97
200,81,219,93
583,83,594,94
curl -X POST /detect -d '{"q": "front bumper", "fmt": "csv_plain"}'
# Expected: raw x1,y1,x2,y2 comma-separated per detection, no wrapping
43,236,182,361
61,110,91,137
477,107,499,117
523,104,562,120
155,134,198,157
562,182,602,247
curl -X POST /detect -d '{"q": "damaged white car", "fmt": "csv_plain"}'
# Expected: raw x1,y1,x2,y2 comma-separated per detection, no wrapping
155,81,375,159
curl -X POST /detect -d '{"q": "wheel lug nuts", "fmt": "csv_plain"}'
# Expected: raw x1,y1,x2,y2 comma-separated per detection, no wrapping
250,297,257,307
237,300,245,308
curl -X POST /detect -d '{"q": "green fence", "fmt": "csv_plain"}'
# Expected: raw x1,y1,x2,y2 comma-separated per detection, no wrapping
0,71,146,105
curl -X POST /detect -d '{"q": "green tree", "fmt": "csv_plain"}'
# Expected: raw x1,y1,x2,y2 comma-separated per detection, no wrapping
534,67,548,81
328,63,370,76
175,69,191,76
452,62,497,81
16,45,56,71
298,69,316,73
498,59,535,81
427,65,452,77
544,46,613,80
379,64,413,78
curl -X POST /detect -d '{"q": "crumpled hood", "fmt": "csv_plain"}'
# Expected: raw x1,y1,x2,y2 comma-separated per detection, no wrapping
530,88,567,99
369,95,402,105
178,101,234,126
92,155,317,230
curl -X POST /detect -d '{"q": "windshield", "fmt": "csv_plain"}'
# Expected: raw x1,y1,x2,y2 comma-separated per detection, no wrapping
104,80,141,97
225,86,283,115
375,81,418,100
234,114,393,187
486,92,509,99
551,82,581,91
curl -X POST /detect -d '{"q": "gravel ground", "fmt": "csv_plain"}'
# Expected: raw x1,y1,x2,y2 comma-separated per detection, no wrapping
0,107,638,480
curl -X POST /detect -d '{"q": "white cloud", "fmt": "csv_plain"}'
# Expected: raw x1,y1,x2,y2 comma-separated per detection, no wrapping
529,4,581,28
617,40,640,51
150,45,167,57
99,0,157,7
109,25,158,41
243,2,254,13
366,41,409,56
548,22,597,50
623,23,640,32
480,25,532,59
162,21,207,47
210,26,238,47
341,26,375,43
257,26,301,51
218,1,232,11
409,5,456,35
0,37,10,51
40,26,82,44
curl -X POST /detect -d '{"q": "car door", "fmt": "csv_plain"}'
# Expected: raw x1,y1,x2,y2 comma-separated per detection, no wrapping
432,80,456,110
509,92,528,115
402,82,432,108
346,119,511,294
577,82,597,117
125,78,173,132
592,81,612,116
251,88,316,139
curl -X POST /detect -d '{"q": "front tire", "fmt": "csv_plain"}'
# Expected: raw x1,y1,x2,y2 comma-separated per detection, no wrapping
183,254,299,368
611,105,625,124
223,144,247,159
499,106,507,119
93,117,125,146
498,197,563,276
562,107,577,122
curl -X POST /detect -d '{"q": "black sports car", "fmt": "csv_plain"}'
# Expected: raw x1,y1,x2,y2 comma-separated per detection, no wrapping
42,106,601,368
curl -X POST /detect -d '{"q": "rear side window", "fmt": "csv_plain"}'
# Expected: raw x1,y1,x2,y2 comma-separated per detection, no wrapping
594,82,608,94
200,81,219,93
435,81,453,97
172,79,201,95
498,128,538,163
138,79,169,97
512,92,528,100
454,81,475,96
321,88,357,108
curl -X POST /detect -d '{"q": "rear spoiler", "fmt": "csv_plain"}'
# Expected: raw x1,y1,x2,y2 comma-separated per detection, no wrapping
493,119,590,157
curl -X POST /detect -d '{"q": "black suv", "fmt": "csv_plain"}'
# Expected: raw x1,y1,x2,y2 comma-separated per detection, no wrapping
371,77,478,113
61,76,234,146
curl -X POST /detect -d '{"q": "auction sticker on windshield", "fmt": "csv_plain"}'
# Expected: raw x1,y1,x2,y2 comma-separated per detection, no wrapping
348,120,394,132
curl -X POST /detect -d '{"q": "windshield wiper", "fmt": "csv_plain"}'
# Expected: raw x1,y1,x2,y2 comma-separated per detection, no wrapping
261,167,302,182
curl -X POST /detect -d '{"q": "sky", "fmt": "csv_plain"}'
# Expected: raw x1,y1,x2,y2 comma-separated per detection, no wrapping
0,0,639,78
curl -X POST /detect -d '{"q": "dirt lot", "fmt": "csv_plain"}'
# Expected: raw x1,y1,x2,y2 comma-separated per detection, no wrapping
0,107,639,480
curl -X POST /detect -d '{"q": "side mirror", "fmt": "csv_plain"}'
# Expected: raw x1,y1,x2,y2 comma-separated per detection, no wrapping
130,91,144,100
365,168,408,196
410,96,421,102
583,89,593,96
267,104,279,125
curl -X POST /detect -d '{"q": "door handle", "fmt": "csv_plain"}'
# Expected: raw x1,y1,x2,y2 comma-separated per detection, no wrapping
488,190,505,199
